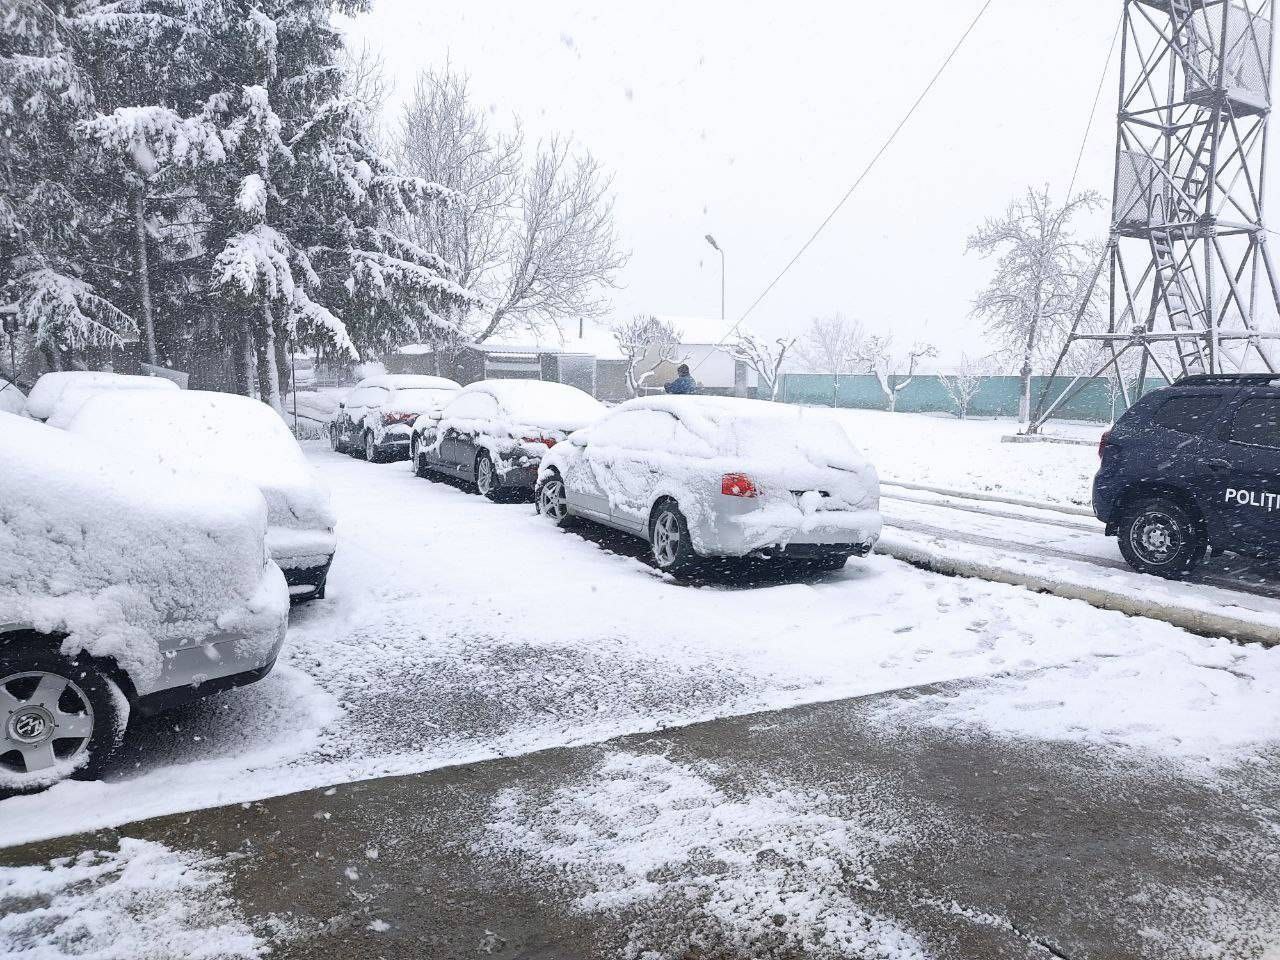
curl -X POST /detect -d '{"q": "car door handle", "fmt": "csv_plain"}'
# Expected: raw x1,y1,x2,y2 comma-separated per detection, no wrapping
1206,458,1231,472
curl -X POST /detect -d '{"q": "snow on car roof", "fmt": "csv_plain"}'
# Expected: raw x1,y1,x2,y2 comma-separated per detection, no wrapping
618,395,871,469
0,380,24,416
465,379,604,429
356,374,461,391
24,371,178,420
66,391,332,526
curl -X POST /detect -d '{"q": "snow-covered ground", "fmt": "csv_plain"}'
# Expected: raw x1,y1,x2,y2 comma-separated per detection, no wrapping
2,429,1278,848
831,408,1103,507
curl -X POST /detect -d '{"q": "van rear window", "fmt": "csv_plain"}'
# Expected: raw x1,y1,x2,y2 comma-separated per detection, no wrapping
1149,395,1222,435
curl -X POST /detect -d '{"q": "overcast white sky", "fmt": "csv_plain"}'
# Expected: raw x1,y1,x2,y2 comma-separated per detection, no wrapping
345,0,1131,363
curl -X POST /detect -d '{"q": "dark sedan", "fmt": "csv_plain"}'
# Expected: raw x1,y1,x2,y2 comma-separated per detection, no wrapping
411,380,604,501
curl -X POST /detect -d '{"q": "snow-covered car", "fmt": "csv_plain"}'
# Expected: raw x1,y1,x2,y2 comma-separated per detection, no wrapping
0,415,289,792
330,374,461,462
412,380,606,501
65,391,337,602
535,396,883,576
23,371,178,422
1,379,26,417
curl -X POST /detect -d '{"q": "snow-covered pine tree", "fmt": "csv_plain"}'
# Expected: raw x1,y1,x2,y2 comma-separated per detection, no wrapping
0,1,136,369
205,0,477,408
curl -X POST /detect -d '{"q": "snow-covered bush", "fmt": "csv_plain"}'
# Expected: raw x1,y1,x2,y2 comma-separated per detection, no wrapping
0,414,287,690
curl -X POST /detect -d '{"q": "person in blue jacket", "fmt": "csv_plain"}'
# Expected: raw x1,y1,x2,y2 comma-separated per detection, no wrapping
664,364,698,395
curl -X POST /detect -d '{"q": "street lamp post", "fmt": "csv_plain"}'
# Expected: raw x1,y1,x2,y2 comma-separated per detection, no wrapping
704,234,724,321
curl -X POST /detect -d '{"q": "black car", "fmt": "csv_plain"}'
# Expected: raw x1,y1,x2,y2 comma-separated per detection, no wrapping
1094,374,1280,577
411,380,604,501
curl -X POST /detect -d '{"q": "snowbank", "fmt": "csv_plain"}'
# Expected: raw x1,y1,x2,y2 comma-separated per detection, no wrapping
0,838,265,959
67,391,336,567
24,371,177,421
0,415,286,689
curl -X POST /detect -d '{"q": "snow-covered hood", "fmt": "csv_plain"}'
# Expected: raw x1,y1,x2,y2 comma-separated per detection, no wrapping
0,416,287,688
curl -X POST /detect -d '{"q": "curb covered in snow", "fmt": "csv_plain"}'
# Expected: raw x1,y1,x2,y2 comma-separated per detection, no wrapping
875,532,1280,647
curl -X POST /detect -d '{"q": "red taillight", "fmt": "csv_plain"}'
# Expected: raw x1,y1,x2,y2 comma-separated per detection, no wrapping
721,473,759,498
1098,430,1112,459
383,411,416,426
522,435,557,448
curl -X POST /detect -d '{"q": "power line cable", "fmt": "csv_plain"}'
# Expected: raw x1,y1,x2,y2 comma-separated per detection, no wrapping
1066,11,1123,201
695,0,997,369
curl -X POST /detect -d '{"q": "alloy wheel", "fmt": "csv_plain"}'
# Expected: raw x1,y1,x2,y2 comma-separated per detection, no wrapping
0,671,94,776
477,456,494,496
539,478,568,521
652,511,681,567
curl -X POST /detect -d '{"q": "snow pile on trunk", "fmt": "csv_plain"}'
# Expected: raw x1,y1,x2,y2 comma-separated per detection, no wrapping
23,371,178,421
484,751,925,960
0,415,285,686
67,391,336,563
0,838,265,959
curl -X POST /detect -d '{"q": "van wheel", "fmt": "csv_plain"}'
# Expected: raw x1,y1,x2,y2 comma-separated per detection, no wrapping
1118,497,1204,578
650,502,699,576
0,648,128,794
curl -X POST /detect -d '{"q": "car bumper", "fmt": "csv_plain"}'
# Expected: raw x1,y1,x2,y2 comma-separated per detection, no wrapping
694,496,883,558
267,526,337,599
496,461,540,490
136,562,290,700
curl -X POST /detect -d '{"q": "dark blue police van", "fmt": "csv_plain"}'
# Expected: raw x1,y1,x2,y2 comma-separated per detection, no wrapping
1094,374,1280,577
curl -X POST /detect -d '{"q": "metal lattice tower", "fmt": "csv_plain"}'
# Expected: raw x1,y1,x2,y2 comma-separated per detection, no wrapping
1034,0,1280,428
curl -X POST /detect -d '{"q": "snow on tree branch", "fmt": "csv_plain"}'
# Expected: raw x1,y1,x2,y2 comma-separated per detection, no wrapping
730,333,796,401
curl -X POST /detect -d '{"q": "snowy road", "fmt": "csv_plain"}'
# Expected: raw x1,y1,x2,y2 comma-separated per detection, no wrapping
4,445,1280,848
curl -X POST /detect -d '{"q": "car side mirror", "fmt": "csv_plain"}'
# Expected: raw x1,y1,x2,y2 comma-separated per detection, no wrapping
570,432,588,447
429,411,443,421
338,402,345,409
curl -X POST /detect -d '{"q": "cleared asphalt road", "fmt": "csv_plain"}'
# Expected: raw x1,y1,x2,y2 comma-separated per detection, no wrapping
7,681,1278,960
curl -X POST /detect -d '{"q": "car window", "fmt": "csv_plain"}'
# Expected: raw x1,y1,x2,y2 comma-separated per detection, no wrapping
1229,397,1280,449
443,392,499,420
1149,395,1223,435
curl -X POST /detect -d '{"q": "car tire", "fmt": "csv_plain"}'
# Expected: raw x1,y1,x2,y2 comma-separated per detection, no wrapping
536,473,574,528
413,442,433,479
1117,496,1205,578
0,646,128,795
329,425,346,454
364,432,383,464
649,502,699,576
475,452,503,502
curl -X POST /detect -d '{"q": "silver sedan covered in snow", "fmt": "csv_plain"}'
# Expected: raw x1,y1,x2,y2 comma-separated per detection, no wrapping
536,396,882,575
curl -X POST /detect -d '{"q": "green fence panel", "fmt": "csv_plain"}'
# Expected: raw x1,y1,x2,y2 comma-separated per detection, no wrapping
779,374,1168,422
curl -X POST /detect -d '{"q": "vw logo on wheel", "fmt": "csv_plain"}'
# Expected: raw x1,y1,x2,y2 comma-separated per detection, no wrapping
9,710,48,743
